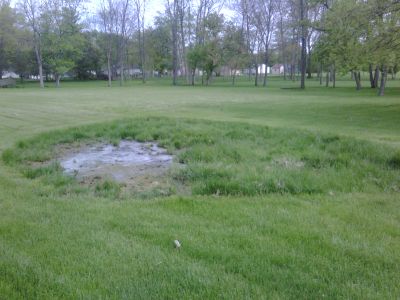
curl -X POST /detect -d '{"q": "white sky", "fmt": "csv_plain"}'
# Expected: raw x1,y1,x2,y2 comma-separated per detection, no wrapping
86,0,233,26
11,0,233,27
84,0,164,26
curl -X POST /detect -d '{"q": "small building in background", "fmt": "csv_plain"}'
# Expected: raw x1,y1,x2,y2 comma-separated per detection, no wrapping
243,64,271,76
2,71,19,79
219,66,242,77
271,64,285,75
257,64,271,75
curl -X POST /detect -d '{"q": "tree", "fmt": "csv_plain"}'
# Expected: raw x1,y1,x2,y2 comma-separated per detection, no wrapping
187,44,205,85
365,0,400,96
305,3,322,79
20,0,45,87
276,0,289,80
314,0,366,90
40,0,84,87
0,1,18,79
222,22,248,85
299,0,307,89
177,0,190,83
74,31,104,80
133,0,146,83
99,0,118,87
14,27,37,82
187,0,224,85
253,0,275,87
200,12,224,85
232,0,257,81
146,15,172,76
114,0,132,86
166,0,179,85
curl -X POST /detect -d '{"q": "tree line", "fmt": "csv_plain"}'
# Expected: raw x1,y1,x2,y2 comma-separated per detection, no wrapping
0,0,399,95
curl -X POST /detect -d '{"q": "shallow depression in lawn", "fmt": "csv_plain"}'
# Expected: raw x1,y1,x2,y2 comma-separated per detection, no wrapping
60,140,173,183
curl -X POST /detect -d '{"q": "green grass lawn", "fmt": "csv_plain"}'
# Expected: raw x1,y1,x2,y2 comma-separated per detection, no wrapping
0,77,399,299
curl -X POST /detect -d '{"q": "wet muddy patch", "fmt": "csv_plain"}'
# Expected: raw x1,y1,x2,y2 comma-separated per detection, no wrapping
59,140,176,196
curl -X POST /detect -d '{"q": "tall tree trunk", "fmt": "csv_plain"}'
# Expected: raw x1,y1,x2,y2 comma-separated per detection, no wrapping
137,21,146,84
319,63,323,85
191,68,195,86
255,63,259,86
326,69,329,87
378,66,387,96
369,63,375,88
141,28,146,83
55,74,60,88
374,66,379,88
307,51,312,79
283,63,287,80
119,43,124,86
107,51,112,87
34,42,44,88
172,0,178,86
291,64,295,81
119,65,124,86
354,71,361,90
179,5,189,84
263,49,268,87
38,62,44,88
332,63,336,88
300,0,307,89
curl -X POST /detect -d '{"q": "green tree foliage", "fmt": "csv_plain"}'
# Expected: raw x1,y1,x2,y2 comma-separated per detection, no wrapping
0,0,17,78
41,0,85,86
0,0,398,96
187,45,206,85
147,15,172,76
222,22,249,85
188,12,224,85
314,0,400,93
74,32,104,80
14,29,37,81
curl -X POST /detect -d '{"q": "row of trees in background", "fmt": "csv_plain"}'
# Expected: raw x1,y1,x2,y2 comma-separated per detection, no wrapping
0,0,399,95
313,0,400,96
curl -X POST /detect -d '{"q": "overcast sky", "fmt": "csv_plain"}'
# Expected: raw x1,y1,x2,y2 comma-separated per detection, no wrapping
86,0,233,26
11,0,232,27
84,0,164,25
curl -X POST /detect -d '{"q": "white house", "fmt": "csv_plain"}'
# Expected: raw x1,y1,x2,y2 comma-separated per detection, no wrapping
244,64,271,76
271,64,285,75
257,64,271,75
2,71,19,79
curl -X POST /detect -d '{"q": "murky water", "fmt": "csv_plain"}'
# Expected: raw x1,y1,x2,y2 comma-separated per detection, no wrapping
60,141,173,183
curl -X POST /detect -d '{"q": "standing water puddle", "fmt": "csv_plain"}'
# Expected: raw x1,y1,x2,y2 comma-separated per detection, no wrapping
60,141,173,183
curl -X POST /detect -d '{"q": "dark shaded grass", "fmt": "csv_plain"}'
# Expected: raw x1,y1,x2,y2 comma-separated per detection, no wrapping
2,117,399,197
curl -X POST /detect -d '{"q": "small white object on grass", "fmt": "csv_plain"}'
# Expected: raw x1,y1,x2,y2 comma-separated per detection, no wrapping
173,240,181,249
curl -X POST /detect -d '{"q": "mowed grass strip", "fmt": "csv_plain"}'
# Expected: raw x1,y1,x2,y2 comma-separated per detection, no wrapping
1,77,399,148
0,184,399,298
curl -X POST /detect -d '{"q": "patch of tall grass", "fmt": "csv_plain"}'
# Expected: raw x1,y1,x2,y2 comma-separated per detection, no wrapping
2,117,399,197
